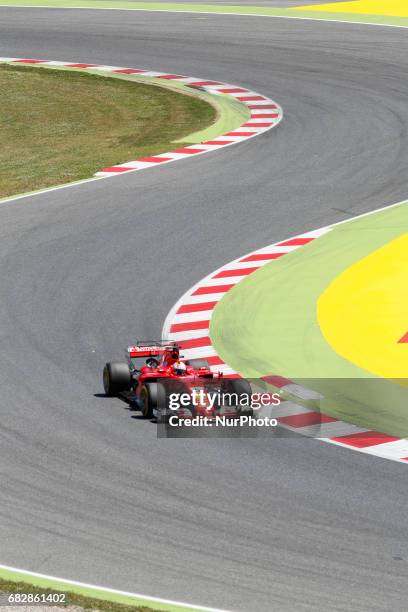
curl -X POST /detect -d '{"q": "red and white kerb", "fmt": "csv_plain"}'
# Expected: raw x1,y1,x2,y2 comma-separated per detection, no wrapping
0,57,283,177
163,227,408,465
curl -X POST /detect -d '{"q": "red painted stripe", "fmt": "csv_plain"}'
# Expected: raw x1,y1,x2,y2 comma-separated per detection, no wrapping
279,412,337,428
206,356,224,366
14,59,46,64
173,148,204,155
398,332,408,343
251,113,279,118
170,320,210,333
277,237,313,247
261,375,293,388
158,74,186,79
240,253,284,262
189,80,222,86
113,68,145,74
217,88,248,94
137,156,172,163
225,131,256,137
331,431,400,448
100,167,132,173
237,95,266,101
192,284,234,295
178,336,211,349
213,267,259,278
243,122,272,128
203,140,234,145
66,63,97,68
176,301,217,314
248,104,277,109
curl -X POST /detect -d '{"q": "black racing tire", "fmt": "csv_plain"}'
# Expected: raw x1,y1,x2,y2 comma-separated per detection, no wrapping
103,362,131,397
140,382,166,419
185,358,210,370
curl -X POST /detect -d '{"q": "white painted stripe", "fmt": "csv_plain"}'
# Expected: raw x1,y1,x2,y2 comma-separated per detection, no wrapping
362,439,408,459
244,118,274,124
236,258,274,266
41,60,71,66
229,127,264,133
94,171,123,177
280,384,324,401
268,401,310,418
239,245,300,256
172,76,204,84
207,274,247,284
133,71,164,77
182,293,225,305
172,311,213,324
149,152,202,161
116,161,161,170
187,144,228,151
169,330,211,342
91,65,123,71
220,260,265,271
234,91,265,98
300,227,333,239
306,421,369,438
0,564,229,612
251,108,279,114
257,404,280,418
209,136,248,142
182,346,218,359
245,100,278,106
210,365,236,375
193,276,244,288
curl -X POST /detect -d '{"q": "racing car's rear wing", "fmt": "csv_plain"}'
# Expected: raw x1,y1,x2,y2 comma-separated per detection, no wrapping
127,340,180,358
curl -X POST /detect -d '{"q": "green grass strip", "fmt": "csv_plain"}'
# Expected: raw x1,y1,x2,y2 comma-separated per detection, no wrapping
0,568,214,611
0,62,216,197
0,61,248,199
0,2,408,28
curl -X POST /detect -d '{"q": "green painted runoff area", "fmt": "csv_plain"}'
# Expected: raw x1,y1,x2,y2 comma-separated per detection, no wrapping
0,1,408,28
210,204,408,437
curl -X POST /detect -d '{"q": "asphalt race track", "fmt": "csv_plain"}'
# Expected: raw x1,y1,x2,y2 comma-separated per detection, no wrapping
1,8,408,612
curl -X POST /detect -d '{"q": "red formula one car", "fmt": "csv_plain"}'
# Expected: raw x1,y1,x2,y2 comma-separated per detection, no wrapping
103,341,252,420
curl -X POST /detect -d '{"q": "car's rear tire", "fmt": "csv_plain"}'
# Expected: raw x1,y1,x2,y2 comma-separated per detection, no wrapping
185,358,210,369
140,382,166,419
103,362,131,396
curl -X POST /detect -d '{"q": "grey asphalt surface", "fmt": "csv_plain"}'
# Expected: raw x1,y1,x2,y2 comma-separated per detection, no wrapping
1,8,408,612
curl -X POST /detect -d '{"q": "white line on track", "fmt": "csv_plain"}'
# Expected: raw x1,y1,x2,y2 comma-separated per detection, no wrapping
0,564,231,612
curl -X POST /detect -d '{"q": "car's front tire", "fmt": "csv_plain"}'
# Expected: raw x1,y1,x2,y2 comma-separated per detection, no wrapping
223,378,253,415
140,382,166,419
103,362,131,396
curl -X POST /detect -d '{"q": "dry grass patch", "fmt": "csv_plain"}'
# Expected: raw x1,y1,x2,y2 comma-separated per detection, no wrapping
0,64,216,197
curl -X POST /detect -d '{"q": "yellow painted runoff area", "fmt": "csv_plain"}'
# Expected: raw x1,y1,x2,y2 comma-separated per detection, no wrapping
317,234,408,379
295,1,408,17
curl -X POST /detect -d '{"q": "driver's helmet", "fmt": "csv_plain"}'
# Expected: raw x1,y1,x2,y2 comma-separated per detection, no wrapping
172,360,187,376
